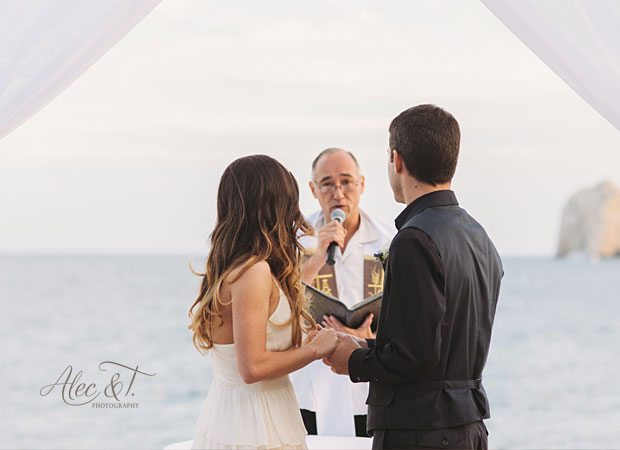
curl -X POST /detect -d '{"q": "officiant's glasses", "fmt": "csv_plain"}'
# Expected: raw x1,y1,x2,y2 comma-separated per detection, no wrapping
314,178,361,194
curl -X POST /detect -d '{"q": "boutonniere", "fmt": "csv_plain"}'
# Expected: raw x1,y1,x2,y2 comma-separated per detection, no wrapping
374,249,389,267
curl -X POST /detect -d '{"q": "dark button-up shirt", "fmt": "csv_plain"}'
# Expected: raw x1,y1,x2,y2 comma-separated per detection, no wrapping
348,190,503,430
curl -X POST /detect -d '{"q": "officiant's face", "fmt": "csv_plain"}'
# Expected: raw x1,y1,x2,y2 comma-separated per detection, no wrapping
310,151,365,224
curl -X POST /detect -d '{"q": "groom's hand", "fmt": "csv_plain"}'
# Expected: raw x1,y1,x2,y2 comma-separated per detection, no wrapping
323,313,375,339
335,331,368,348
323,334,361,375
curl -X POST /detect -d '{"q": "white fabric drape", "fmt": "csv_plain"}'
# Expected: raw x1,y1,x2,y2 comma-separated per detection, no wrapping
0,0,161,140
481,0,620,132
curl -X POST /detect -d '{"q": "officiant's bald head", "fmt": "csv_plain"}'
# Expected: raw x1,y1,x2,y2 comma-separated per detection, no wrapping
311,148,360,178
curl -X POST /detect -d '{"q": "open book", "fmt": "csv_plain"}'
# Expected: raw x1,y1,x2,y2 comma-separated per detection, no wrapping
304,283,382,329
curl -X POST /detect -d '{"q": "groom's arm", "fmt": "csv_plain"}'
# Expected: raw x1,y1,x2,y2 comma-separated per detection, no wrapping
348,228,446,384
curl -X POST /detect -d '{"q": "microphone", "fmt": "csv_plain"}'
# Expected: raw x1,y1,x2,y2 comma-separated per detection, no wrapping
326,208,346,266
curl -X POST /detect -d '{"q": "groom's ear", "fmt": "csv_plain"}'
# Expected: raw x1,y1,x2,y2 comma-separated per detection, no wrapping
393,150,404,174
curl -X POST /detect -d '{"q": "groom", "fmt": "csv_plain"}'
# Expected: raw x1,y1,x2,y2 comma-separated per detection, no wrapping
324,104,503,450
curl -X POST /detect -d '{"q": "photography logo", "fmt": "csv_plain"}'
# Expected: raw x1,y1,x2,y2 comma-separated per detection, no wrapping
40,361,156,408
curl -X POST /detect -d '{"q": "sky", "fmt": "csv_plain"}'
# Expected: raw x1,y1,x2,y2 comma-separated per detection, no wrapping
0,0,619,257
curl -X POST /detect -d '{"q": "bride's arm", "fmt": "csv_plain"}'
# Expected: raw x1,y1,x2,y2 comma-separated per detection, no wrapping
231,261,337,384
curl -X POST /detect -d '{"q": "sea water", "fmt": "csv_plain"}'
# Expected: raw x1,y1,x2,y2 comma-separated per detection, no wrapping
0,256,618,449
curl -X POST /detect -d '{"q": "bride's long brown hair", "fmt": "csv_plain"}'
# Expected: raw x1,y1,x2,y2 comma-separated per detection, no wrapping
189,155,314,354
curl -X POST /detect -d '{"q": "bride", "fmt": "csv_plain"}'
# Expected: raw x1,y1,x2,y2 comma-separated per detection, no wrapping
188,155,340,449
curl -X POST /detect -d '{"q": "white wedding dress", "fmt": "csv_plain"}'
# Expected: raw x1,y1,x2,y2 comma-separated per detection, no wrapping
192,290,308,450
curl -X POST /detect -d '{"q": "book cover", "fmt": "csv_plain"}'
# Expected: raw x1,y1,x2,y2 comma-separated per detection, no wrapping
304,283,382,329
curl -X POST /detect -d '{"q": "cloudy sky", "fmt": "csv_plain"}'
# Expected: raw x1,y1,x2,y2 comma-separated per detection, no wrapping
1,0,619,256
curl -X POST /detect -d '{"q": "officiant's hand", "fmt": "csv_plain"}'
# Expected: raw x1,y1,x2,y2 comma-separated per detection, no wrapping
316,219,346,257
301,220,347,284
322,333,361,375
323,313,375,339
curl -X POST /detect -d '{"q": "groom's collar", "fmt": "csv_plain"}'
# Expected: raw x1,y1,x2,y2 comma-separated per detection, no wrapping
395,190,459,230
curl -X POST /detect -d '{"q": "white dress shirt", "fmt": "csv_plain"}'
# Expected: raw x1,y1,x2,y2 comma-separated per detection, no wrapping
291,209,395,436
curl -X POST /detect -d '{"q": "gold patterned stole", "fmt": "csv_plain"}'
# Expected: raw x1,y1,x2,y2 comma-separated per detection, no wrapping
304,253,384,300
304,253,339,297
364,256,385,297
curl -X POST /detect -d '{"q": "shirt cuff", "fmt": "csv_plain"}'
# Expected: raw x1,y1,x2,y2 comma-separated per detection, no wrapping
348,347,372,383
366,338,376,348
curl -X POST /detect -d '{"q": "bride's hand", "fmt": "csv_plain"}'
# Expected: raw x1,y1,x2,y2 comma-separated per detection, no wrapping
303,324,322,345
307,328,340,359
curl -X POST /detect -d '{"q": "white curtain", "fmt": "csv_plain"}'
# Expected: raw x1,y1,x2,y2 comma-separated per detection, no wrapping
481,0,620,132
0,0,161,140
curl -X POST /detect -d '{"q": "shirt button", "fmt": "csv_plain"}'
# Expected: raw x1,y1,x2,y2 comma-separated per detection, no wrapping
442,439,449,447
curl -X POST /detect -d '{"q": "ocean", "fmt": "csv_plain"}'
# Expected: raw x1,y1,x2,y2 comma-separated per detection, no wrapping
0,256,618,449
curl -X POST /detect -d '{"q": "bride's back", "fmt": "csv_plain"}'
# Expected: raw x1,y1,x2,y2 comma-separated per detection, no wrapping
189,154,314,355
209,263,284,346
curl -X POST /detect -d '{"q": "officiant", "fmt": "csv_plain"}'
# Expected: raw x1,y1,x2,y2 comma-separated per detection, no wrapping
290,148,395,437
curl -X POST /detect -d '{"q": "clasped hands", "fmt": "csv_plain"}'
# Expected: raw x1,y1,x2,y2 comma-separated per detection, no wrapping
305,324,367,375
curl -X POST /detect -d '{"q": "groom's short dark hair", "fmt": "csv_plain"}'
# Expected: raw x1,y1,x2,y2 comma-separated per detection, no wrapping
389,104,460,186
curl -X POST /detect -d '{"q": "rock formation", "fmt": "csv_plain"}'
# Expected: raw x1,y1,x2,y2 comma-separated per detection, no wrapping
557,181,620,258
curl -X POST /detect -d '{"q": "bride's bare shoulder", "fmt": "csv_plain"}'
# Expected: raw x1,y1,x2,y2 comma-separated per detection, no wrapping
225,259,272,292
